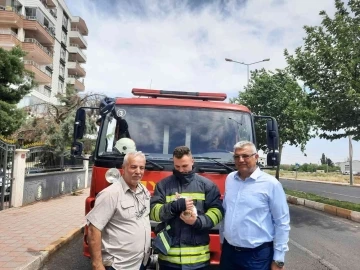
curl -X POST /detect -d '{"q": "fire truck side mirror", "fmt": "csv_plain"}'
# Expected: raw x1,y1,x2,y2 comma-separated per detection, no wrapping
74,108,86,140
100,100,115,116
71,142,83,156
267,151,279,167
266,119,279,150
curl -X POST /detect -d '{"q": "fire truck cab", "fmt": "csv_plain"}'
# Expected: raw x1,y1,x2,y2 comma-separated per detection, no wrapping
71,88,279,267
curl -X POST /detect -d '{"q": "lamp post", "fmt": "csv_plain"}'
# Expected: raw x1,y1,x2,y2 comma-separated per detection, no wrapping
225,58,270,88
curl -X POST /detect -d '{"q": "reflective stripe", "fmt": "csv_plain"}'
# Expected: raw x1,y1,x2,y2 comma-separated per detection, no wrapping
150,203,163,221
159,231,171,251
159,253,210,264
167,244,209,256
166,193,205,202
205,207,222,225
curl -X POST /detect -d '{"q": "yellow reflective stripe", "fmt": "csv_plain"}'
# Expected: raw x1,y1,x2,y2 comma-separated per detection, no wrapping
205,208,222,225
159,232,171,251
150,204,163,221
165,193,205,202
158,253,210,264
167,245,209,256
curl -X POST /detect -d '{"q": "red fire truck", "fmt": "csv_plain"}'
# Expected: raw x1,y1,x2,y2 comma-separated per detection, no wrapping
71,88,279,267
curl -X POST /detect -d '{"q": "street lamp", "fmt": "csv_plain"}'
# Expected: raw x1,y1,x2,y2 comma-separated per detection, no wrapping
225,58,270,88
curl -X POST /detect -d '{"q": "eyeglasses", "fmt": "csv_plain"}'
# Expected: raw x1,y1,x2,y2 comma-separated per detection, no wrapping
233,153,257,160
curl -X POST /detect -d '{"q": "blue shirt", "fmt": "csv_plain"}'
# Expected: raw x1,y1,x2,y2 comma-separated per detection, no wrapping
220,168,290,262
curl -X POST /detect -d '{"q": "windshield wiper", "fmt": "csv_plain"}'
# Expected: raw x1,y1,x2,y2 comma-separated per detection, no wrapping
145,159,164,170
193,156,235,173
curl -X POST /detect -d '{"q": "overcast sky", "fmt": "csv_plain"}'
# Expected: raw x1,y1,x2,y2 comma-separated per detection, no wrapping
66,0,358,165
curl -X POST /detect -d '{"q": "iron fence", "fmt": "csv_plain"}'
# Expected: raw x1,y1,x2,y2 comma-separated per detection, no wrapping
25,147,83,174
0,138,15,210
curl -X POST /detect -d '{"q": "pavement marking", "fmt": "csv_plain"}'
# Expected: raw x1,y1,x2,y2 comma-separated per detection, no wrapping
289,238,340,270
320,191,360,199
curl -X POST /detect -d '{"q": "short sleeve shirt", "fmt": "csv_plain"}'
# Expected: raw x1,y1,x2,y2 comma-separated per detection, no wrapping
86,177,151,270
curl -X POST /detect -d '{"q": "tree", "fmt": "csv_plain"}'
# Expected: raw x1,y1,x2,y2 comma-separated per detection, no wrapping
284,0,360,140
231,68,315,179
326,157,334,167
320,153,327,165
0,46,35,136
15,85,103,153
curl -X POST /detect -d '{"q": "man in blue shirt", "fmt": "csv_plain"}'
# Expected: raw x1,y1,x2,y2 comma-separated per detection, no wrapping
220,141,290,270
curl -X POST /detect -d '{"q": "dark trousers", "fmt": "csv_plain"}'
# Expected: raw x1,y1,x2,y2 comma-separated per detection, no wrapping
219,239,274,270
159,266,209,270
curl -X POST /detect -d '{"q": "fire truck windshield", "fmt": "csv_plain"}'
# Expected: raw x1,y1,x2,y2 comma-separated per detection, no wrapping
97,105,253,162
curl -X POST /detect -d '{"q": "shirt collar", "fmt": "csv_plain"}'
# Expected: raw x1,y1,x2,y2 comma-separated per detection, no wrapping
120,176,143,194
235,167,261,181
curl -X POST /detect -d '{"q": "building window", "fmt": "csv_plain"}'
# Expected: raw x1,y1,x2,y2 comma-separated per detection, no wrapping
62,14,68,29
59,64,65,78
61,30,67,44
60,47,66,61
58,81,64,93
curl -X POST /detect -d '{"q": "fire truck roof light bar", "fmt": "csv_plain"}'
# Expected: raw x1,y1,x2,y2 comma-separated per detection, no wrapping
131,88,227,101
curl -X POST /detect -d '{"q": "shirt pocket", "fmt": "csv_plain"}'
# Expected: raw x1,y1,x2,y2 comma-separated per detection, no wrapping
120,199,136,219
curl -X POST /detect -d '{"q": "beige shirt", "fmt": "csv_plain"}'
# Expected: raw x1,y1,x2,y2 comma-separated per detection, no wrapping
86,177,151,270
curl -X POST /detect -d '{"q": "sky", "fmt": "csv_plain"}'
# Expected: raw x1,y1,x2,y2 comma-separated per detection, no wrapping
66,0,359,165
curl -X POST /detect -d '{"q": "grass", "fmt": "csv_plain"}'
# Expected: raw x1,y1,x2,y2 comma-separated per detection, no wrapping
284,188,360,212
264,170,360,185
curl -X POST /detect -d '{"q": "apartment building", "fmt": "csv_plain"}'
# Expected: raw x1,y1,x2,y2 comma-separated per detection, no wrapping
0,0,88,107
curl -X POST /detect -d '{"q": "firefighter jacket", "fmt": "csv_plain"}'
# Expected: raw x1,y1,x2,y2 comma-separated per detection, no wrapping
150,170,224,269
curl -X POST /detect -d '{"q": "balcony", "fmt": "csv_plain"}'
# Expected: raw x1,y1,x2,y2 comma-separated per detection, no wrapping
68,44,87,63
22,38,53,64
24,60,52,84
69,28,87,49
67,61,86,77
0,29,21,48
0,7,24,28
68,75,85,91
71,16,88,36
23,16,55,45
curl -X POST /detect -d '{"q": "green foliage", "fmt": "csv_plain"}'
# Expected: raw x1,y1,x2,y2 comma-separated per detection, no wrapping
320,153,326,165
0,47,35,136
17,85,100,153
231,68,315,154
284,0,360,140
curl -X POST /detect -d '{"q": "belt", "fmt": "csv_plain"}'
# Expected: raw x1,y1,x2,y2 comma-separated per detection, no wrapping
225,239,273,252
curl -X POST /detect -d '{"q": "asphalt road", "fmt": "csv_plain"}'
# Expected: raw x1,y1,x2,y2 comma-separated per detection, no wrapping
280,178,360,204
40,204,360,270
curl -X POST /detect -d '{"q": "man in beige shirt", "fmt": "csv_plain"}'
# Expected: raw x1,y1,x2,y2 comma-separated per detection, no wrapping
86,151,151,270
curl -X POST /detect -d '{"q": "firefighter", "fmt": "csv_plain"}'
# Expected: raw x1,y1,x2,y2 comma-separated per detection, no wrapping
150,146,224,270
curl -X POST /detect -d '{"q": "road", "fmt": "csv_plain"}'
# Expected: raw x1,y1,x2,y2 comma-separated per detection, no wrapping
41,204,360,270
280,178,360,204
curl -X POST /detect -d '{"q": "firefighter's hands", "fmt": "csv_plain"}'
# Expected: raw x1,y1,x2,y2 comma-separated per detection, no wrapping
180,211,197,225
171,198,187,213
185,197,194,210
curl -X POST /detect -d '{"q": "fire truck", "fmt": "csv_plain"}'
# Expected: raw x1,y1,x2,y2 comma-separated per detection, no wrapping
71,88,279,267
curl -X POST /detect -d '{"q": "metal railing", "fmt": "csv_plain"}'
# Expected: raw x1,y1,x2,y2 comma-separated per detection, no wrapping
24,38,53,57
33,86,51,97
68,61,86,72
25,14,55,38
70,28,87,46
23,60,52,78
0,29,19,38
25,148,84,174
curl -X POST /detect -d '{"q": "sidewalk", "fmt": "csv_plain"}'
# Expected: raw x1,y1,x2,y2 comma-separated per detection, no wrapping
0,188,89,270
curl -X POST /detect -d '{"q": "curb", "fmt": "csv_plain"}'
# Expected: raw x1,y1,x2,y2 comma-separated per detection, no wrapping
286,195,360,223
280,177,360,188
21,225,85,270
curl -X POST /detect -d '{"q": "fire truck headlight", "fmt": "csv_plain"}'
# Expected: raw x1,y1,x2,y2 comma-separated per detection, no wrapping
105,168,121,183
